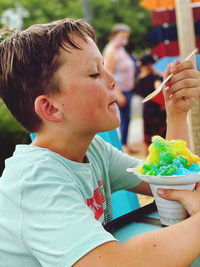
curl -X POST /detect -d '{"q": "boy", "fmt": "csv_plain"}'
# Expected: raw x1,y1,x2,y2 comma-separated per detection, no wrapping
0,18,200,266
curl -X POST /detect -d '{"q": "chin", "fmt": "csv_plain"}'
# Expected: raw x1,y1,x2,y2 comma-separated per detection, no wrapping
95,115,120,133
106,120,120,132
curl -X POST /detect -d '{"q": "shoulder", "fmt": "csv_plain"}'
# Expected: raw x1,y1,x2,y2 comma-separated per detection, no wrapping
103,43,118,59
6,145,76,186
89,135,141,170
88,134,123,156
87,135,112,161
87,135,122,169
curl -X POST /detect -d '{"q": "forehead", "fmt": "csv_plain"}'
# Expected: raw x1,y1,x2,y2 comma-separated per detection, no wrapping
55,36,103,87
58,36,101,66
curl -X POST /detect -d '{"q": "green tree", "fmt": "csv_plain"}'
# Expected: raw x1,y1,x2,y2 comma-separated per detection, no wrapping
0,0,153,53
90,0,153,53
22,0,84,26
0,100,30,175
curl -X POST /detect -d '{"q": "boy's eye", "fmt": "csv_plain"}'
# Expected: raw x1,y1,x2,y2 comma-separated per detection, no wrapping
89,73,100,78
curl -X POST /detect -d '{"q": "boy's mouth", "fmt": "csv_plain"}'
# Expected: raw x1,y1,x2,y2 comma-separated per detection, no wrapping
108,99,118,111
108,100,117,107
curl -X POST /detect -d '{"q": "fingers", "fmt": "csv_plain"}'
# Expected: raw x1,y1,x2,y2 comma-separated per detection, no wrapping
164,59,195,86
169,80,200,100
162,86,171,102
168,86,199,100
163,59,180,81
157,188,200,216
164,59,200,99
195,182,200,192
170,59,195,75
157,188,189,202
170,69,200,86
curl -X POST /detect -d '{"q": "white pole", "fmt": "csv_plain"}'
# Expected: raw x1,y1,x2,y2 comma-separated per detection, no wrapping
175,0,200,155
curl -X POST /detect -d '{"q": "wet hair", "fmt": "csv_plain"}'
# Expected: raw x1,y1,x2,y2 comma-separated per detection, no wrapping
0,18,96,132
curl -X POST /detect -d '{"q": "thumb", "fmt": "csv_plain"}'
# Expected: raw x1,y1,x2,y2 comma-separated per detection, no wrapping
163,59,180,81
195,182,200,192
157,188,200,216
157,188,192,202
162,85,171,102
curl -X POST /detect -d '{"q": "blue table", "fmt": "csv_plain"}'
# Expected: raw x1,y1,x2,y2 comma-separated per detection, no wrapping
105,202,200,266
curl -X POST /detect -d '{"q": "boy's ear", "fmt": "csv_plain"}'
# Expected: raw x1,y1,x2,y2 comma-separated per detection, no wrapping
34,95,63,122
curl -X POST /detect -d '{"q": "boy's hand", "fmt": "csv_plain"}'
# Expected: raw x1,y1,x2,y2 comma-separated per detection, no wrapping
163,59,200,115
157,182,200,216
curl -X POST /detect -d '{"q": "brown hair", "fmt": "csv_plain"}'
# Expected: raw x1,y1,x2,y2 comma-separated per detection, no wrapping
0,18,96,132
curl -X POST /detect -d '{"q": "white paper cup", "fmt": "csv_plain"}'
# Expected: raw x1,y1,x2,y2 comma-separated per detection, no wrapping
150,183,196,226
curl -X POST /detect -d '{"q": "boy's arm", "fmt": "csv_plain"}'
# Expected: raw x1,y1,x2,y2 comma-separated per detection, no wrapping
74,185,200,267
128,181,152,195
127,60,200,198
163,59,200,146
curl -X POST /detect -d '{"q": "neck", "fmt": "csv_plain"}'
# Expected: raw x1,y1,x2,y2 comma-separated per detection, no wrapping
31,130,94,163
111,40,121,49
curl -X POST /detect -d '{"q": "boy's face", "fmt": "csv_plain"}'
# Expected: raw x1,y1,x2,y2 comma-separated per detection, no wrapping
54,35,120,136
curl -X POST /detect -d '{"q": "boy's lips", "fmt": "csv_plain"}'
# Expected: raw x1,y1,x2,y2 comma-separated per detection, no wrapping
108,99,118,112
109,97,117,106
108,100,117,108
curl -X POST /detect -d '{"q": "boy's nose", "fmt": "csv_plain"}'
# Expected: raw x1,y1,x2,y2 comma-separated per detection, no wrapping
106,70,116,90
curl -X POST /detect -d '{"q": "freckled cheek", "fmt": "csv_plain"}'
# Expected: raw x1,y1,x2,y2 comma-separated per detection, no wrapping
65,97,96,120
80,99,104,122
83,102,98,117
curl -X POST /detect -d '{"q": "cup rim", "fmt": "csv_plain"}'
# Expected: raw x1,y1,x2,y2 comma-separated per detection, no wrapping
127,168,200,185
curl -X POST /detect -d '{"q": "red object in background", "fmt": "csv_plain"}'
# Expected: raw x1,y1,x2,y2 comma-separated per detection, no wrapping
151,41,179,58
152,5,200,26
196,37,200,48
152,8,176,26
152,4,200,26
151,91,165,107
193,5,200,21
151,38,200,58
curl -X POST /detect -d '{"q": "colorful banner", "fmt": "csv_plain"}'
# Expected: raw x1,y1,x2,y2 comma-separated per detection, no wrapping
140,0,200,60
151,37,200,58
140,0,200,11
151,40,179,57
152,5,200,25
152,9,176,26
148,25,177,43
148,20,200,43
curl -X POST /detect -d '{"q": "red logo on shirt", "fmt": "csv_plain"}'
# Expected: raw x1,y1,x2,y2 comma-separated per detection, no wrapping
87,179,105,221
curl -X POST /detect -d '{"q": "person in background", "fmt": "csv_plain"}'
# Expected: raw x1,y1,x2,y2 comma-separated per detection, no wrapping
135,54,166,155
103,24,136,154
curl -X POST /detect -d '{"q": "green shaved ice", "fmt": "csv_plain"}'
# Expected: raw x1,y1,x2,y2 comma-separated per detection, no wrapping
153,140,169,153
158,164,178,176
160,152,175,166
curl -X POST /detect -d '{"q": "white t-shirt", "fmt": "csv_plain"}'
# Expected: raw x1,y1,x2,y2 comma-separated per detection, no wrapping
0,136,141,266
